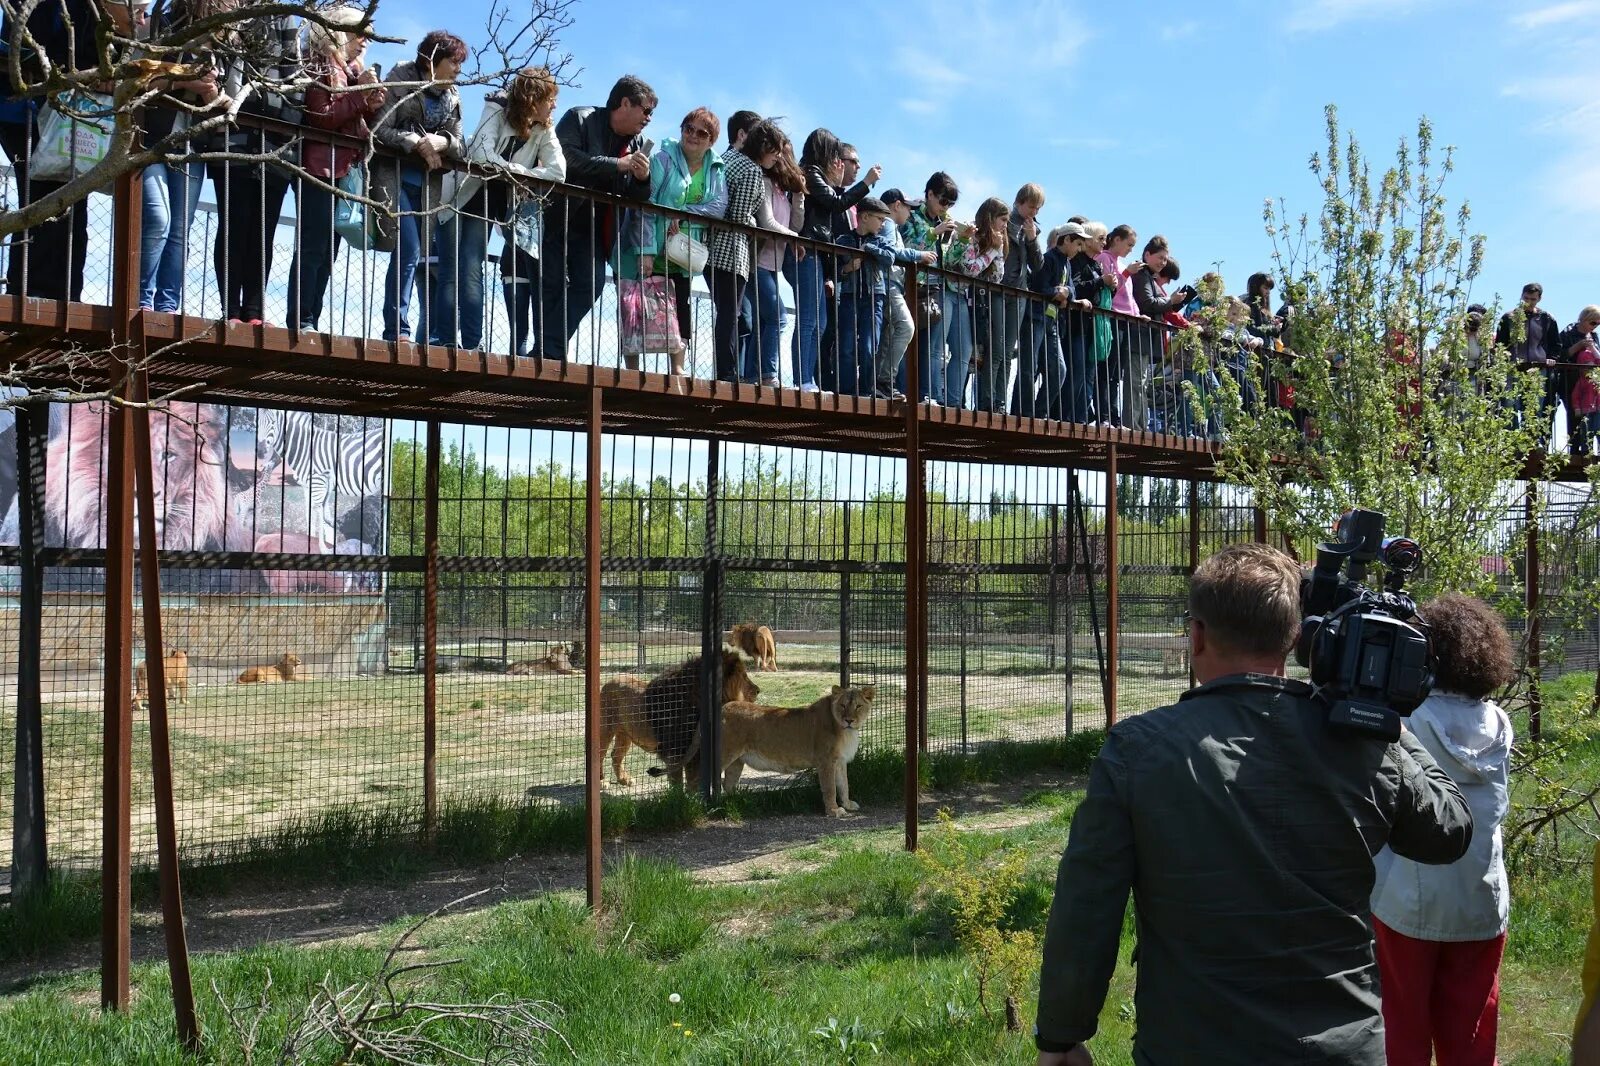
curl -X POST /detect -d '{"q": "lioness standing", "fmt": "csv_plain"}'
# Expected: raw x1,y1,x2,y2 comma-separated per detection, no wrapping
720,685,875,817
134,649,189,710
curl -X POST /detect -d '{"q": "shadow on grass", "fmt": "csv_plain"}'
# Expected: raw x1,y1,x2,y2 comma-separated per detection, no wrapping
1,733,1103,969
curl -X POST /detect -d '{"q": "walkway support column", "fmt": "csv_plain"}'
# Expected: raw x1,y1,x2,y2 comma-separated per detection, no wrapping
101,159,141,1014
903,266,926,851
1105,446,1119,729
585,388,604,908
423,421,440,840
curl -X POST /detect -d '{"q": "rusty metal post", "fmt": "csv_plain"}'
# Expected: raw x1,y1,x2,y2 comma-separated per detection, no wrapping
1188,479,1200,690
903,265,925,852
1525,482,1542,742
423,421,440,840
1105,446,1119,728
11,404,47,901
584,387,604,907
131,372,200,1051
840,504,851,689
101,159,141,1014
1253,504,1268,543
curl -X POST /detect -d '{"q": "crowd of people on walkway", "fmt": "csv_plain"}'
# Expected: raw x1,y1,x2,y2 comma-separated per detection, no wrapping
4,1,1600,450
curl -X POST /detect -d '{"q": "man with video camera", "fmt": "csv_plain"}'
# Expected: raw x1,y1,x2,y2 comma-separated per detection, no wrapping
1034,542,1473,1066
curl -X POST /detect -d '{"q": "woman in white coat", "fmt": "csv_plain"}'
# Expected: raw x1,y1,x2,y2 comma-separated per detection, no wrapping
431,67,566,352
1370,592,1515,1066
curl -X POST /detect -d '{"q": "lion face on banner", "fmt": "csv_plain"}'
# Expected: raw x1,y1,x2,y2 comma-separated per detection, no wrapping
44,401,228,550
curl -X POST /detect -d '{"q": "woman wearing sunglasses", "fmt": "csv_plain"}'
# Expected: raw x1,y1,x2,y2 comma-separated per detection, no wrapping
621,106,728,376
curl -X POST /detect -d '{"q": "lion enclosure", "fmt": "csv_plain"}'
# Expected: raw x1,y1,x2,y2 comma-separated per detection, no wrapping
4,411,1599,892
0,411,1276,884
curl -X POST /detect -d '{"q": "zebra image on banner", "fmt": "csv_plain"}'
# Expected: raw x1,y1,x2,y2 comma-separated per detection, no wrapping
1,402,388,594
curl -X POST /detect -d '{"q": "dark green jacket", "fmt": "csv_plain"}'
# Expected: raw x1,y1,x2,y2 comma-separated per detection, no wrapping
1036,674,1473,1065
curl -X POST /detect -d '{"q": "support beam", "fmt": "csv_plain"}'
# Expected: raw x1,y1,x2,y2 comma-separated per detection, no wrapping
101,164,141,1013
1253,504,1267,543
1188,480,1199,690
1106,446,1119,728
903,266,926,852
131,371,199,1052
423,421,440,840
1525,482,1542,743
584,387,603,909
699,441,723,805
10,404,47,900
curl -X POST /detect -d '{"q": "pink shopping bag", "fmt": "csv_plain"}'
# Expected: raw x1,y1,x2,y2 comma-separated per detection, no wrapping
618,277,684,356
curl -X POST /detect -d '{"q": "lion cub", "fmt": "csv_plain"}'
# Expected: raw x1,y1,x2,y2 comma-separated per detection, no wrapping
237,653,302,684
720,685,875,817
134,649,189,710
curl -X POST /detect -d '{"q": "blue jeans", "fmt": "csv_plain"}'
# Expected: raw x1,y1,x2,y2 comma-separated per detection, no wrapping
838,290,884,398
978,294,1028,413
1061,329,1092,423
139,159,205,312
942,289,974,408
382,176,430,341
287,178,337,330
901,289,947,402
1014,313,1065,419
741,266,783,383
791,253,826,388
431,207,491,349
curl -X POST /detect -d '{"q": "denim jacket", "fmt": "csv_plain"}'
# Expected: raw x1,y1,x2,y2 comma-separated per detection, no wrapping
835,228,894,296
625,138,728,261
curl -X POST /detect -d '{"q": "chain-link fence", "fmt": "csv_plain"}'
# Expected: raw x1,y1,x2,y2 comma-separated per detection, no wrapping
5,419,1596,884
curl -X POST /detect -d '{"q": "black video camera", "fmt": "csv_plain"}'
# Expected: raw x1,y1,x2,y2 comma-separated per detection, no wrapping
1294,508,1434,741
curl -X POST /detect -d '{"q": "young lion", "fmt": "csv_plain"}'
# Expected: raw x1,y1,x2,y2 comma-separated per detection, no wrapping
134,650,189,710
725,622,779,671
720,685,875,817
237,653,303,684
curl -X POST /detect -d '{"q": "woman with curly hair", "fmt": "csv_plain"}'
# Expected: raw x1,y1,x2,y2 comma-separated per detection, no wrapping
1370,592,1515,1066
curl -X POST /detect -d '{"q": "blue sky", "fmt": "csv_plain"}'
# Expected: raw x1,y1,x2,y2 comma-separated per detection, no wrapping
368,0,1600,328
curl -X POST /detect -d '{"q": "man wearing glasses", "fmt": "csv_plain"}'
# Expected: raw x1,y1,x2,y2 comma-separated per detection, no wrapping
540,74,656,362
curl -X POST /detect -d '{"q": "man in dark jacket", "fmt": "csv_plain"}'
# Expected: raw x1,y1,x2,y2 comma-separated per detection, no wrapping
1495,281,1562,441
538,74,655,362
1035,542,1474,1066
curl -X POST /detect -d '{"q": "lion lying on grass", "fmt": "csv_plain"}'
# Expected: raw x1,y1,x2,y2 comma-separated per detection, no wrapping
718,685,876,817
636,647,761,787
507,644,577,676
237,653,302,684
726,622,778,671
134,650,188,710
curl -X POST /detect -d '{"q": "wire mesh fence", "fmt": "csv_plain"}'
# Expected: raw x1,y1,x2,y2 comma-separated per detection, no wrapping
4,415,1598,884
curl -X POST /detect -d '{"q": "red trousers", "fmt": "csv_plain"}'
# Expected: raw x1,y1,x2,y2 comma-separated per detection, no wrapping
1374,915,1505,1066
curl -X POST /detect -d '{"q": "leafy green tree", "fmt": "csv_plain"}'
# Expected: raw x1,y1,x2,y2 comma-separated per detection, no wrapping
1202,106,1554,598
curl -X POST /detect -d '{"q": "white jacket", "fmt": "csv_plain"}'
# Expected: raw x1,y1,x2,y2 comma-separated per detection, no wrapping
441,97,566,219
1370,691,1512,941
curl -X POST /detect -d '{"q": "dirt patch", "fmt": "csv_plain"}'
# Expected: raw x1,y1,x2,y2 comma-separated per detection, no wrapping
0,770,1082,992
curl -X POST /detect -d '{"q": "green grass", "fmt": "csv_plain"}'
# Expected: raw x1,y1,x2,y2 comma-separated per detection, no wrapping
0,701,1591,1063
0,811,1107,1065
0,736,1103,966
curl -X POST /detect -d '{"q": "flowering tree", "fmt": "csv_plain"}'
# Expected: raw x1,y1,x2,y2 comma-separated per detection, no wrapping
1200,106,1554,599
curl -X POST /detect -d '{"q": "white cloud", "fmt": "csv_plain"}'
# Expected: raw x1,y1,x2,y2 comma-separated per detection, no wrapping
899,98,939,116
1535,148,1600,213
1501,73,1600,133
1284,0,1432,33
1160,20,1201,41
1510,0,1600,29
890,0,1090,98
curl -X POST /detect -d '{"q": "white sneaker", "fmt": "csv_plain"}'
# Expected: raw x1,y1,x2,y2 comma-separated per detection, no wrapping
800,383,820,394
